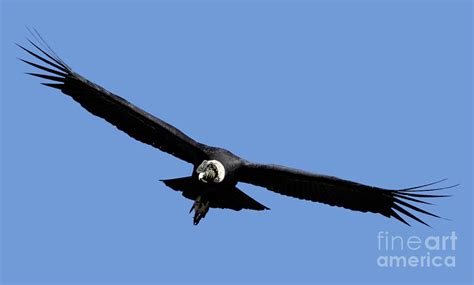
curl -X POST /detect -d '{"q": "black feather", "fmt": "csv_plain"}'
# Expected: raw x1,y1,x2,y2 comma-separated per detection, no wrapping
19,58,67,77
27,72,64,82
16,43,68,73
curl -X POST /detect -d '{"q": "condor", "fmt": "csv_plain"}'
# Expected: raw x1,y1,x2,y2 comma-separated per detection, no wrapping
18,34,454,226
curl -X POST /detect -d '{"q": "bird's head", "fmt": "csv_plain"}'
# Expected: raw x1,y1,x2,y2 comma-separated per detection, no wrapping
196,160,225,183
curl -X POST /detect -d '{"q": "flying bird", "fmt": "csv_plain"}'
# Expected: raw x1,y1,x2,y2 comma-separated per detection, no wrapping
18,34,454,226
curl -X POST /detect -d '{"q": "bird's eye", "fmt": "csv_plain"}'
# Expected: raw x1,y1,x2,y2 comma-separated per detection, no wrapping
196,161,208,173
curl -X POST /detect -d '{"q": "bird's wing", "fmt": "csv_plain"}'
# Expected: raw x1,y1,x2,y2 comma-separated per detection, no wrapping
207,187,270,211
237,162,454,226
18,39,208,165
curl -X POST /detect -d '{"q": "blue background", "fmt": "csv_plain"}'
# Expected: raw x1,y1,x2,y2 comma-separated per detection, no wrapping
2,1,472,284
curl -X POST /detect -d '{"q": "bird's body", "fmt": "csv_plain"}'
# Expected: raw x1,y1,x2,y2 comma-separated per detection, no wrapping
18,33,453,226
165,148,269,224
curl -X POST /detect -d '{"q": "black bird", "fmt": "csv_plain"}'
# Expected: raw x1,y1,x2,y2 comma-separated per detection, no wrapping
18,34,454,226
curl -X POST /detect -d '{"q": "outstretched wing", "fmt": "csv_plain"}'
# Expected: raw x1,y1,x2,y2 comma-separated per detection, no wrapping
237,163,454,226
18,38,208,165
207,187,270,211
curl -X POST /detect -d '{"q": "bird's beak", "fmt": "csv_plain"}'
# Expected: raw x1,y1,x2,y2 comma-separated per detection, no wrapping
198,172,207,183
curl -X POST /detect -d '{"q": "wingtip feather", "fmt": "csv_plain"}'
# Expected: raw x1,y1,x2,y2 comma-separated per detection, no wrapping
27,72,64,82
387,179,457,226
390,209,411,226
41,82,63,89
392,204,431,227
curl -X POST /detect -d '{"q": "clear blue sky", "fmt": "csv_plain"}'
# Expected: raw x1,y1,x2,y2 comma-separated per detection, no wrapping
1,1,472,284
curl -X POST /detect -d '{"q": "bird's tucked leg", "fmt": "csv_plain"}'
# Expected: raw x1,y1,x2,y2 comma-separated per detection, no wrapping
189,196,210,225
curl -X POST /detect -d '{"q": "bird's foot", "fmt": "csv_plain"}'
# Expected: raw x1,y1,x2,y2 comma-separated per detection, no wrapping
190,197,210,225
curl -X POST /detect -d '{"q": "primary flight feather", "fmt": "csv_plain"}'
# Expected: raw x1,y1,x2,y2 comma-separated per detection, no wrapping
18,34,454,226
